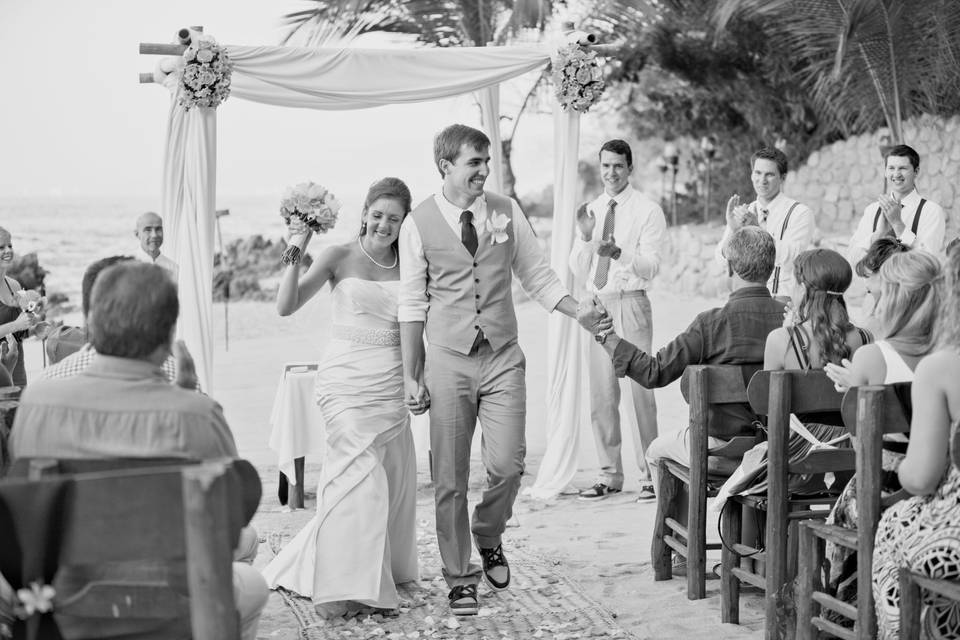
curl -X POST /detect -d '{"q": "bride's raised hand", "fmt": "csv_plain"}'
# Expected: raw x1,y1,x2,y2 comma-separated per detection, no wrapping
287,217,312,244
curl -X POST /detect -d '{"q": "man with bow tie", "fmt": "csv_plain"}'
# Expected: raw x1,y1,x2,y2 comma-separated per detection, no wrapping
714,147,814,298
569,139,667,502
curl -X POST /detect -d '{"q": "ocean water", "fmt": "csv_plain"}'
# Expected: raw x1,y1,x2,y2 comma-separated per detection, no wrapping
0,195,366,307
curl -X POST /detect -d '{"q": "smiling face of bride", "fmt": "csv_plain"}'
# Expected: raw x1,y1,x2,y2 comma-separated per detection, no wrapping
362,197,407,249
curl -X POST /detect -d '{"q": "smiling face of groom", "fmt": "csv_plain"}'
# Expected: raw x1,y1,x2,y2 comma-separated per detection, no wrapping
442,144,490,205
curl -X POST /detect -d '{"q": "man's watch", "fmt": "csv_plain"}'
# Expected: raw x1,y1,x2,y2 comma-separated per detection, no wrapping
595,329,612,344
611,247,622,260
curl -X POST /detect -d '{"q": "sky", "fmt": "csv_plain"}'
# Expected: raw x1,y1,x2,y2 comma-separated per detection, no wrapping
0,0,584,202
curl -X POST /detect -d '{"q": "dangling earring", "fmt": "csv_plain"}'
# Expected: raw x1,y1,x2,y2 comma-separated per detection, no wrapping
359,221,367,237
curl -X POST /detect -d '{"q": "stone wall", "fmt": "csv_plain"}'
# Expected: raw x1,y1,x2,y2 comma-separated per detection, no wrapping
650,115,960,299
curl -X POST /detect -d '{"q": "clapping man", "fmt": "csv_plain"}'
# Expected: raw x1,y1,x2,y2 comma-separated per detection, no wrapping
715,147,814,298
846,144,946,266
569,139,666,502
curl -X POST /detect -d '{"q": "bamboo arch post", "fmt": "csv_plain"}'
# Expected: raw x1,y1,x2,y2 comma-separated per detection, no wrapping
138,26,202,83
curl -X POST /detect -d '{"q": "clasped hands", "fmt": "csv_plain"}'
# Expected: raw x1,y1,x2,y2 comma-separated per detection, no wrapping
404,377,430,416
725,194,760,231
872,193,906,238
577,296,614,343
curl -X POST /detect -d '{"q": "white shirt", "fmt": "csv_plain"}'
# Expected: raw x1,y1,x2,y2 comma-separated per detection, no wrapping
398,192,568,323
715,191,814,295
137,249,179,281
568,185,666,293
847,188,946,265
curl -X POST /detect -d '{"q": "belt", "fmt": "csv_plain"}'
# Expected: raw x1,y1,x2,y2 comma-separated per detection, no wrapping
596,289,646,301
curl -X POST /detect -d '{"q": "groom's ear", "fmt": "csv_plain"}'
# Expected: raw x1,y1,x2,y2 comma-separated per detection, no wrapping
439,158,452,176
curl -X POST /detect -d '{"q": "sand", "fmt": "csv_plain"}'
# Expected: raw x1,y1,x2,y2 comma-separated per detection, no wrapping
24,290,766,638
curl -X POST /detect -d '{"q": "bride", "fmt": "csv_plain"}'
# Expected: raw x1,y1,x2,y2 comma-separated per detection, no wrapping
262,177,421,617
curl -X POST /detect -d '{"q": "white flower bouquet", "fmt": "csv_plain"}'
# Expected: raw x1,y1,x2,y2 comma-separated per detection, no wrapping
179,37,233,110
279,182,342,264
552,43,606,113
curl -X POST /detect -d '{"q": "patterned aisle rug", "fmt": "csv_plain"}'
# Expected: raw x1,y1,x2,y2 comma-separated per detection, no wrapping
276,533,636,640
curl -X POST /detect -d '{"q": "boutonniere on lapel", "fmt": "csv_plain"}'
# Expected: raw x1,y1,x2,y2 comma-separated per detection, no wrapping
486,211,511,245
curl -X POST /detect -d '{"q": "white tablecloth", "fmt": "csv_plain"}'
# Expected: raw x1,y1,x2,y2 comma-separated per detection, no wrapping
268,363,326,485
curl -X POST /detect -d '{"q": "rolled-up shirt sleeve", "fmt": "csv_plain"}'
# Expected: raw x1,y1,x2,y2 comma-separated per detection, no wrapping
398,216,429,323
510,200,569,311
901,200,946,254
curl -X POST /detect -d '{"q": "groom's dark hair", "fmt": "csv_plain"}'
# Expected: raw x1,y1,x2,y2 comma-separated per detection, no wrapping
434,124,490,178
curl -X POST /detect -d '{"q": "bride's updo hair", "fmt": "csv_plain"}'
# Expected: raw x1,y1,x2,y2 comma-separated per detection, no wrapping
363,177,412,215
793,248,854,365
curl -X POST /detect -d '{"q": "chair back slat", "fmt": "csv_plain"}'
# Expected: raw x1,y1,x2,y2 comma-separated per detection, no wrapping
841,383,911,436
681,364,754,404
747,370,842,416
789,448,857,475
952,420,960,471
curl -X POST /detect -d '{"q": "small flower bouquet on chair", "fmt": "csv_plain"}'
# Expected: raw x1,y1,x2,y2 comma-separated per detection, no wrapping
279,182,342,265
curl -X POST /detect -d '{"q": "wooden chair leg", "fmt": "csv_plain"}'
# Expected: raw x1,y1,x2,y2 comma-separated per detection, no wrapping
795,523,819,640
290,456,305,509
720,500,742,624
899,569,922,640
687,468,707,600
652,461,678,581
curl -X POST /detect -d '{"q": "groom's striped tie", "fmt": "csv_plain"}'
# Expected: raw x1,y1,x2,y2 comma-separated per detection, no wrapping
593,199,617,290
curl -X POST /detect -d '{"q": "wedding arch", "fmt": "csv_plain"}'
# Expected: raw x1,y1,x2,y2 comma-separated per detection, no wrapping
140,27,595,499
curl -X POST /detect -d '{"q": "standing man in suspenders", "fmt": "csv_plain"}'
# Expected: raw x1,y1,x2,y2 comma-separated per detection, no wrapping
846,144,946,267
715,147,814,299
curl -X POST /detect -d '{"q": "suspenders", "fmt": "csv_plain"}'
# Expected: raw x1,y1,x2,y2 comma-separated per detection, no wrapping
770,202,800,295
871,198,926,235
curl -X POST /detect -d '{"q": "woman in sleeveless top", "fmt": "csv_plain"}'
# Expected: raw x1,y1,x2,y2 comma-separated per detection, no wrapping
820,250,944,620
262,178,419,618
872,242,960,639
0,227,39,387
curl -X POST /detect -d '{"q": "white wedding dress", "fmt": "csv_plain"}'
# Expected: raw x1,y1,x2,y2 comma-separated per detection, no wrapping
262,278,418,611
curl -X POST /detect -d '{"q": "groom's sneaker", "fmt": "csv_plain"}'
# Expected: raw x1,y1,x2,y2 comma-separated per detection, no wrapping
578,483,621,501
448,584,479,616
478,543,510,591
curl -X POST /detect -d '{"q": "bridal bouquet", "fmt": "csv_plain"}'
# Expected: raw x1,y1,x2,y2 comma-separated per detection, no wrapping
14,289,50,339
279,182,342,264
552,42,605,113
179,37,233,110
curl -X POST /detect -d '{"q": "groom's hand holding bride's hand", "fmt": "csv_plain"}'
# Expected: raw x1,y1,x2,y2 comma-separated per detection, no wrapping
405,377,431,415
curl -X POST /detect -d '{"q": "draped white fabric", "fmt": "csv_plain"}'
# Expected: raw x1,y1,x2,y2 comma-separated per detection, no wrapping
525,107,589,500
475,85,504,194
161,72,217,393
226,45,551,110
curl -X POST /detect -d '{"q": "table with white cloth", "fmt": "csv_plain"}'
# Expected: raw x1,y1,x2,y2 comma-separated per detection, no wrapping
268,362,326,509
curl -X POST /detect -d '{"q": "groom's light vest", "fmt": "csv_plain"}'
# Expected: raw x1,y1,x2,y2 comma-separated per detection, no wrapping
411,193,518,355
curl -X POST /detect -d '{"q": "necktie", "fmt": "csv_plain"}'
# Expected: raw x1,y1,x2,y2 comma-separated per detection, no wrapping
593,199,617,290
760,208,770,225
460,210,478,256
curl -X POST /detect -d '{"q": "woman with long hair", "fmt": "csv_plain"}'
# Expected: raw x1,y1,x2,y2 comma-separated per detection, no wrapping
871,242,960,639
263,177,419,617
0,227,39,387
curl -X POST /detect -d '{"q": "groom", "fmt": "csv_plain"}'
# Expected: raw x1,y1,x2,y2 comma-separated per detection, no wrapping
399,124,581,615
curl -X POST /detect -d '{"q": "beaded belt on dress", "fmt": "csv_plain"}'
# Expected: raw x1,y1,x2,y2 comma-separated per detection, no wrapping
331,324,401,346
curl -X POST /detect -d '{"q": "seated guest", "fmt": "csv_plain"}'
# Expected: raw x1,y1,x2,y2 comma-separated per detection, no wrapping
820,249,943,614
9,262,266,640
852,236,910,329
872,242,960,639
40,256,199,389
578,226,785,484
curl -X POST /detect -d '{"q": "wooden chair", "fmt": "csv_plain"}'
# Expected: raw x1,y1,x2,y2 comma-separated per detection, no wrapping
721,370,856,638
0,460,252,640
795,384,911,640
651,364,759,599
898,415,960,639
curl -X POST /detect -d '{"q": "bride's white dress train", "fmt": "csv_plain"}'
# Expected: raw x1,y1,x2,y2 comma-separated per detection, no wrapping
262,278,418,610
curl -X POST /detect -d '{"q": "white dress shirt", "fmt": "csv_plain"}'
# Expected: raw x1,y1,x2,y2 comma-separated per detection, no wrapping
715,191,814,294
847,189,946,265
568,185,666,294
138,249,179,280
398,192,568,323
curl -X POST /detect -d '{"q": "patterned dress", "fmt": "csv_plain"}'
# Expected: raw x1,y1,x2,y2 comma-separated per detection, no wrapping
872,462,960,639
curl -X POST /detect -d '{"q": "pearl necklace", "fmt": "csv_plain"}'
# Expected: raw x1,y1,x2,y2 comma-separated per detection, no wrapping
357,237,398,269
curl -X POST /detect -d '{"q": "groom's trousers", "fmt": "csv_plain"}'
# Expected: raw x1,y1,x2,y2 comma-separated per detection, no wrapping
425,338,527,588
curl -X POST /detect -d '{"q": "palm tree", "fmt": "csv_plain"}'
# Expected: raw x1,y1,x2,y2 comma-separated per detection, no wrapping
713,0,960,142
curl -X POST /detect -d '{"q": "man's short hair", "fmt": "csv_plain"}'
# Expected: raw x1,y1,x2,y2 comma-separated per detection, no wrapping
726,226,776,284
884,144,920,171
88,262,178,359
599,139,633,167
751,147,788,178
433,124,490,178
81,256,135,318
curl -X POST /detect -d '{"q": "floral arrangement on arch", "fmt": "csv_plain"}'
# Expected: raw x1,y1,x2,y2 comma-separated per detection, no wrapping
279,182,342,264
552,42,606,113
179,37,233,110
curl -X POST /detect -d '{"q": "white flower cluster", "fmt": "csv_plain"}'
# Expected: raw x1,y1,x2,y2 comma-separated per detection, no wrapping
552,43,605,113
279,182,342,234
179,37,233,110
